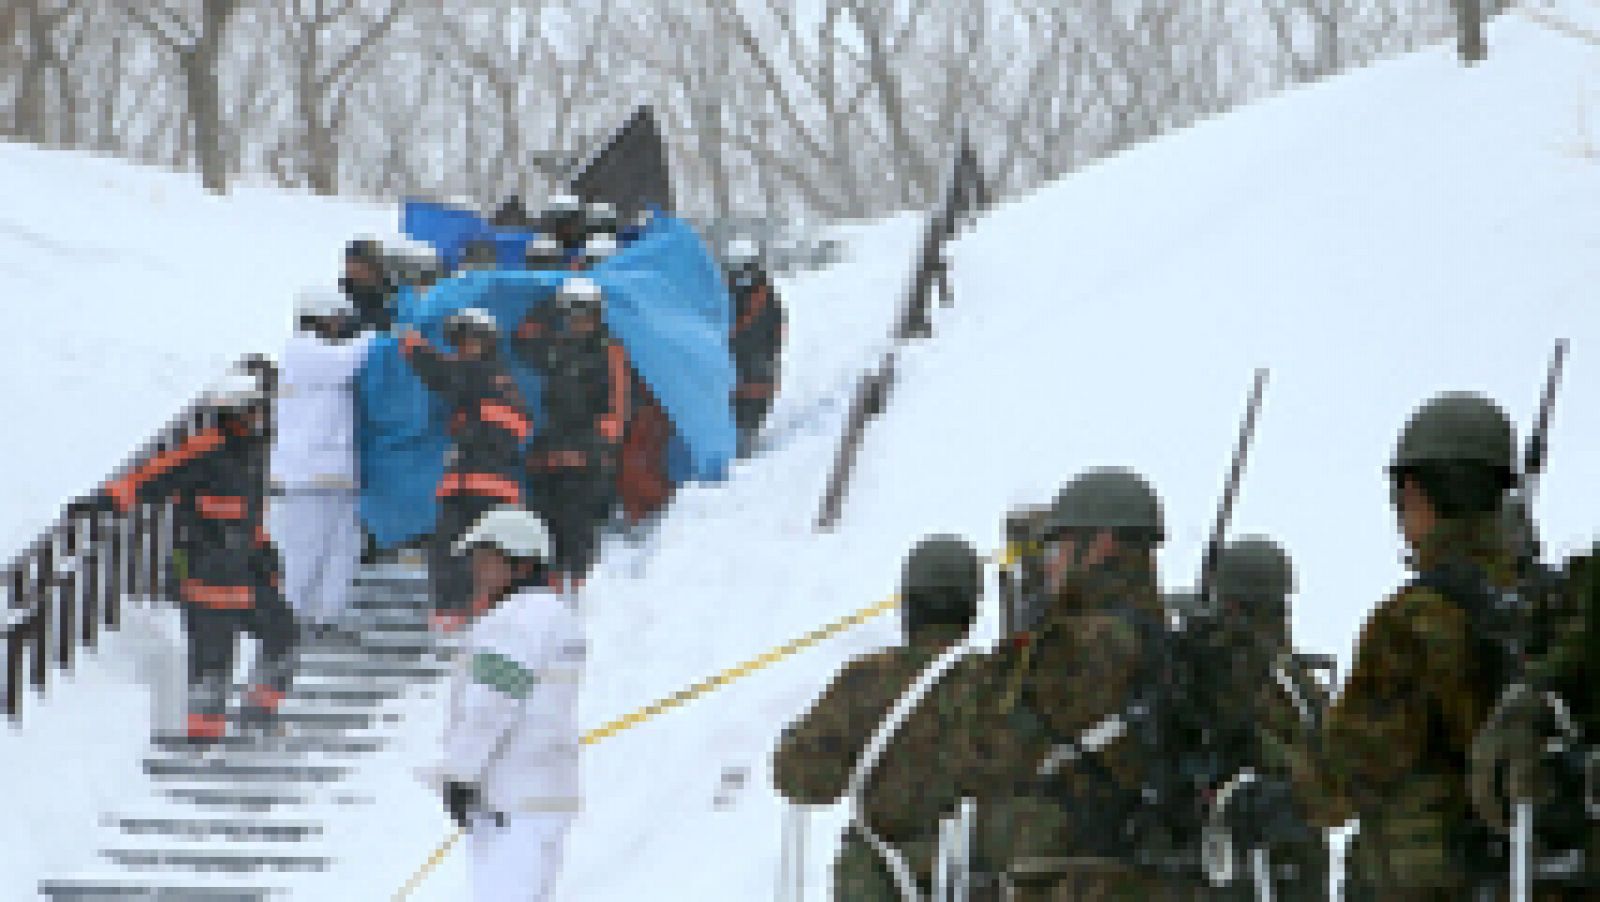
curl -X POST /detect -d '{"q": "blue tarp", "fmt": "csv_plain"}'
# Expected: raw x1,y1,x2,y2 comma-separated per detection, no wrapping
357,214,735,548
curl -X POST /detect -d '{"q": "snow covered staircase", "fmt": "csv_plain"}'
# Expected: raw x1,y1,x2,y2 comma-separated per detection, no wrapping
39,564,446,901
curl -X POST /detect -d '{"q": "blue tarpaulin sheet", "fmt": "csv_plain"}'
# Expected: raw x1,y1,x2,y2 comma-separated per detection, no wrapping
357,213,734,548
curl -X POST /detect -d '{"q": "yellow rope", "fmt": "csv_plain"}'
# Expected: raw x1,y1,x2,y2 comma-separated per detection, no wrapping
393,827,463,902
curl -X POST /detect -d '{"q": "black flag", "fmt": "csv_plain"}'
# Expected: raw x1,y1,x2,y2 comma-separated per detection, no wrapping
569,106,674,217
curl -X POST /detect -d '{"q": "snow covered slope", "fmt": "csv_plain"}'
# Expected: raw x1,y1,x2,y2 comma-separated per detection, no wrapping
3,10,1598,901
542,14,1600,900
0,144,391,559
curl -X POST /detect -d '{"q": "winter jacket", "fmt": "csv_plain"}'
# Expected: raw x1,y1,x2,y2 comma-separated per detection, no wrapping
103,417,277,610
399,332,529,505
271,331,373,489
728,267,785,402
340,275,395,333
1300,516,1512,892
513,311,630,469
430,586,586,815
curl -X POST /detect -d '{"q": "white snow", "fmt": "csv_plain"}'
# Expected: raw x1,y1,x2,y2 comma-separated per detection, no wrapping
1,11,1598,901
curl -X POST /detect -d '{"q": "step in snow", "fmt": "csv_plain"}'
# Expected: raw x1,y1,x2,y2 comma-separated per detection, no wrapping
109,815,322,844
293,658,450,681
141,759,351,784
98,846,331,875
150,735,388,757
39,875,284,901
279,686,401,707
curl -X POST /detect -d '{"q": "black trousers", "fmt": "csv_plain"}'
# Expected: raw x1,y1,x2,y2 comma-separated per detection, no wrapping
428,493,501,615
180,588,297,718
528,464,614,580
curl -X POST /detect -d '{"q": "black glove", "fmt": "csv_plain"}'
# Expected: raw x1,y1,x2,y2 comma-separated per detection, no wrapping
443,780,482,830
1225,776,1309,849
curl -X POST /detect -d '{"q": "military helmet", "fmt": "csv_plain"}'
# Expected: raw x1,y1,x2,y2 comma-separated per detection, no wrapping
1390,392,1516,475
901,534,981,631
1043,467,1165,542
1214,536,1294,606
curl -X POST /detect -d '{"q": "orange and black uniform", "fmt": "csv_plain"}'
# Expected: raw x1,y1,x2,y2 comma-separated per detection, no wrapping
513,306,630,581
399,331,531,622
728,264,785,444
101,415,295,739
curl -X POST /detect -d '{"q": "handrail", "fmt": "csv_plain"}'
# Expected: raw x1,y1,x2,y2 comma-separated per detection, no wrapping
2,355,275,723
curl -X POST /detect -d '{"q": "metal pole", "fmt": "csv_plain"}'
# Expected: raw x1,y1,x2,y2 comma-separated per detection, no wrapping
1511,801,1531,902
1250,847,1273,902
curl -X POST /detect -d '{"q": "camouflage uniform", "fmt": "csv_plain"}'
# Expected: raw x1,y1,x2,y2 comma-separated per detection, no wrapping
1296,516,1512,899
982,549,1197,901
772,624,1012,899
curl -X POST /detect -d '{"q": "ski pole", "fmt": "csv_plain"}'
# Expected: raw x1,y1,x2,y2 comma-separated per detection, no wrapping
393,827,463,902
1511,800,1531,902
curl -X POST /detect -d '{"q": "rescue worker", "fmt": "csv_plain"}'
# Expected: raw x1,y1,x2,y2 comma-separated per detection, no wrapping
585,201,619,239
579,233,619,270
424,505,584,902
513,278,629,587
724,239,786,457
1202,537,1330,900
75,366,296,743
1292,393,1526,899
772,535,1015,899
341,236,396,333
540,193,589,257
397,309,531,631
981,467,1190,900
270,286,374,643
525,235,565,271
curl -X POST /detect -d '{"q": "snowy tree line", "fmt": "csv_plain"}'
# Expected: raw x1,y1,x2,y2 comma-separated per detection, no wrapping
1,1,1465,219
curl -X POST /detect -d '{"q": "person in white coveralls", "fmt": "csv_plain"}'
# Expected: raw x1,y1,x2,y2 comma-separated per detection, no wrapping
269,285,374,641
425,505,585,902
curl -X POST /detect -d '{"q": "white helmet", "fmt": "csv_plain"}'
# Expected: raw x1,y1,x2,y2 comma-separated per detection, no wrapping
556,277,604,316
453,506,553,561
545,193,584,218
294,285,353,321
203,367,265,410
724,238,760,267
582,233,619,264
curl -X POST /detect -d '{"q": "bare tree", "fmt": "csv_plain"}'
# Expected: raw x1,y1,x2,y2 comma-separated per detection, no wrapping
123,0,245,193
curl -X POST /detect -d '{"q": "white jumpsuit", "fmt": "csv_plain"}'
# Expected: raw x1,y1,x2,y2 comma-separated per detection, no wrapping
269,330,372,628
429,586,586,902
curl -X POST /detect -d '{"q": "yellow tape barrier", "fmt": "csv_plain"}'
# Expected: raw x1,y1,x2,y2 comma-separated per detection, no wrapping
392,592,906,899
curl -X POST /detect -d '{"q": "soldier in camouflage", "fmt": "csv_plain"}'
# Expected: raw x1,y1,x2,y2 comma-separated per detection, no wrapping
771,535,1012,900
1468,543,1598,897
1290,392,1527,899
1202,537,1330,900
979,467,1193,901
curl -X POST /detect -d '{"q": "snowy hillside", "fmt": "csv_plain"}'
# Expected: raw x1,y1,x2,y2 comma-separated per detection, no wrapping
2,9,1598,902
0,145,392,559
